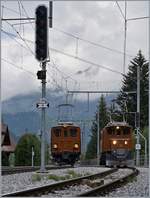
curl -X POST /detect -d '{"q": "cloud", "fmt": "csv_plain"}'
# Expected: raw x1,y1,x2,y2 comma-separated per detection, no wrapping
1,1,148,102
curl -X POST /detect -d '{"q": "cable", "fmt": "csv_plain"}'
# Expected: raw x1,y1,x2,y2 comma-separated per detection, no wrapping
1,5,26,16
1,29,35,57
4,20,35,56
53,28,134,58
18,1,34,30
2,58,35,77
2,27,123,76
127,16,149,21
2,4,133,58
50,60,78,83
49,47,123,75
115,1,125,20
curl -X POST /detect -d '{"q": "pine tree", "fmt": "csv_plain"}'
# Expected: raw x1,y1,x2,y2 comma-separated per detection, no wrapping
85,95,109,159
116,50,148,129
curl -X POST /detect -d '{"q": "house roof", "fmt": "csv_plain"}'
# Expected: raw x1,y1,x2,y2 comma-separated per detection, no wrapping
1,122,16,152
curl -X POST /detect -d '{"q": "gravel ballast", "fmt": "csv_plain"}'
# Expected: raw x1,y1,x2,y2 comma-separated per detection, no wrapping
108,167,149,197
2,167,109,194
2,167,149,197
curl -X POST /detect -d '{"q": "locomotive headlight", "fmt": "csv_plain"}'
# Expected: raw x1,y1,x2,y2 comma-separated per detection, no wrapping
116,126,120,129
74,143,79,148
53,144,58,149
124,141,128,145
113,140,117,145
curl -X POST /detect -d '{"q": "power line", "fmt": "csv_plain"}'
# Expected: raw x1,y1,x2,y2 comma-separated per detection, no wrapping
2,58,35,77
3,18,134,57
1,6,133,58
4,30,122,76
4,20,35,56
53,28,134,58
1,5,27,16
1,5,135,58
2,58,56,92
19,1,34,30
49,47,123,75
127,16,149,21
50,60,78,83
115,1,125,20
1,29,33,59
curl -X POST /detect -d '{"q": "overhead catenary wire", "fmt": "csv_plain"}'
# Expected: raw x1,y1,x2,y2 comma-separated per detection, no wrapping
1,5,134,58
2,58,58,94
3,4,147,60
1,29,34,53
115,1,125,20
2,28,79,94
18,1,34,30
53,27,134,58
8,29,123,76
4,20,35,56
2,58,35,77
49,47,123,75
1,5,27,16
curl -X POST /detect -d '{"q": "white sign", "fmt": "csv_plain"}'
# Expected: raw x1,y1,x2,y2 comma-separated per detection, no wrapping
36,102,49,108
135,144,141,150
36,98,49,108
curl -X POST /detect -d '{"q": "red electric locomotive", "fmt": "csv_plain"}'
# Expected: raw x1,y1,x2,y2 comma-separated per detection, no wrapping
51,122,81,166
100,121,134,167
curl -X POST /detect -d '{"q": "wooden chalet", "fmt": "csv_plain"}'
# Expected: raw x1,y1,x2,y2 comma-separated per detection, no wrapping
1,122,16,165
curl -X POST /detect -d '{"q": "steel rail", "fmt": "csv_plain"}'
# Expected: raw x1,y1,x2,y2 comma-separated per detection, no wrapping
2,168,117,197
76,167,139,197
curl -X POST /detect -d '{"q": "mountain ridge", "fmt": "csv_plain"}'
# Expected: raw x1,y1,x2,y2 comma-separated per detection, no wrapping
2,90,117,146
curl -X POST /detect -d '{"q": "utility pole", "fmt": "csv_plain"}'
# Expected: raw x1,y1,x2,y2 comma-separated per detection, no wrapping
97,107,100,165
123,0,127,75
32,146,34,167
136,63,140,166
35,5,49,172
41,61,46,172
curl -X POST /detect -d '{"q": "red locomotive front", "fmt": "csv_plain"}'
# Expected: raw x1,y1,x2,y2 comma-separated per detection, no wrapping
51,122,81,166
100,121,134,167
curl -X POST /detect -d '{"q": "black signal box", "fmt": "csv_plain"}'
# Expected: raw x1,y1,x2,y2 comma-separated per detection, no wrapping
37,70,46,80
35,5,48,62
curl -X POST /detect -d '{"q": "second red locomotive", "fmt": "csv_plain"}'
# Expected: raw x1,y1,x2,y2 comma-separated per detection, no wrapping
100,121,134,167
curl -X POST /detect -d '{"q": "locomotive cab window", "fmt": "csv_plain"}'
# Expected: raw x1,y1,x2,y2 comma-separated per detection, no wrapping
54,128,61,137
107,128,112,135
64,130,68,137
70,128,77,137
116,129,121,135
107,127,116,135
123,127,130,135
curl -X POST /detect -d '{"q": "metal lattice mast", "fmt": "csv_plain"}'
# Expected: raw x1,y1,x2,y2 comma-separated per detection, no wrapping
123,1,127,74
136,62,140,166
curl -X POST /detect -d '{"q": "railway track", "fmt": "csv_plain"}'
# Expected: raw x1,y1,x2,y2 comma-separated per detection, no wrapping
2,168,117,197
2,167,139,197
77,167,139,196
1,165,71,175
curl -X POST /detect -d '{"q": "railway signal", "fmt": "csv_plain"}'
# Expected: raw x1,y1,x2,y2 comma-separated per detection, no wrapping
37,70,46,80
35,5,48,62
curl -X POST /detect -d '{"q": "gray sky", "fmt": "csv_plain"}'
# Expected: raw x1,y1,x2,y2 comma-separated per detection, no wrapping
1,1,149,101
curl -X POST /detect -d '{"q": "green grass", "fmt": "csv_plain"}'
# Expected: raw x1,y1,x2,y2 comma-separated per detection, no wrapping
32,174,42,182
32,170,86,182
47,174,71,181
67,170,82,178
